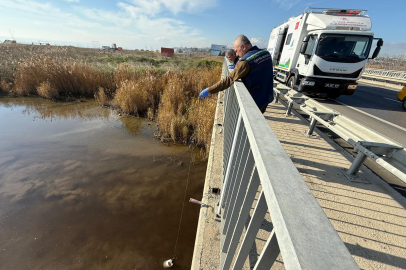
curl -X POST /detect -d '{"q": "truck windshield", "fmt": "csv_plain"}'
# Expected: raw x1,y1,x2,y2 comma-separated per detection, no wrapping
315,34,372,63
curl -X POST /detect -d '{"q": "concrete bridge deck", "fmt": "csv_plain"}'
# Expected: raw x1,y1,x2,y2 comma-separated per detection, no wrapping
192,93,406,269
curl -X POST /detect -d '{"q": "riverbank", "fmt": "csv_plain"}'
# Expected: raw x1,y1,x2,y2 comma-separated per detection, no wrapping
0,45,222,155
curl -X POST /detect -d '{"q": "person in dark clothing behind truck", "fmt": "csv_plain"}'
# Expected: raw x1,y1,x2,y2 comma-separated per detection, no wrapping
199,35,273,113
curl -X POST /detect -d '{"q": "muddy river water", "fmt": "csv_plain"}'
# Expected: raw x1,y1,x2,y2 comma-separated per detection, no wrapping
0,97,207,270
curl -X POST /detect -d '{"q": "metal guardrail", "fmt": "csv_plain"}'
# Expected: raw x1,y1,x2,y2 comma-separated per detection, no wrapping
363,68,406,85
274,84,406,183
217,58,358,269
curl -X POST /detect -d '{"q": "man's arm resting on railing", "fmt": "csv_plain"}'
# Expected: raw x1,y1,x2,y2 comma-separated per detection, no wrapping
207,61,250,94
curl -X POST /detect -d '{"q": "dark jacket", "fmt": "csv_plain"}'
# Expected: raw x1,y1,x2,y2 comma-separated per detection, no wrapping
208,46,273,108
239,46,274,107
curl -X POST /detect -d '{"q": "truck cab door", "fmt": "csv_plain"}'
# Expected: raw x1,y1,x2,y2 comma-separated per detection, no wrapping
297,35,317,78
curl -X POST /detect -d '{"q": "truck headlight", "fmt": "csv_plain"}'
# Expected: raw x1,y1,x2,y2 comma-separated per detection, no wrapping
302,81,315,86
348,85,357,90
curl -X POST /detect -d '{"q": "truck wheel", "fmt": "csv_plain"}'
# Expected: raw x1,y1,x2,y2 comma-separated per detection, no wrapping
327,93,341,99
403,99,406,111
287,76,295,89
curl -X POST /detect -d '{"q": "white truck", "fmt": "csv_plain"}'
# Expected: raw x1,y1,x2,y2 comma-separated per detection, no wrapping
268,8,383,98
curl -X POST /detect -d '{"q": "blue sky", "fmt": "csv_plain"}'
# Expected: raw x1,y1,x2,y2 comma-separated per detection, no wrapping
0,0,405,54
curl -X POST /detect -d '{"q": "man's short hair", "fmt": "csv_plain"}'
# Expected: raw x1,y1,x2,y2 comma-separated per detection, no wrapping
236,35,252,47
227,49,236,56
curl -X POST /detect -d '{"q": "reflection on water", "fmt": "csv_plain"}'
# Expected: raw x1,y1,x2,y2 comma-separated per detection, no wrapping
0,97,206,270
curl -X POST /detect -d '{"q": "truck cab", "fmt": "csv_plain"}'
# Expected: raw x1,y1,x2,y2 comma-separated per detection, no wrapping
269,8,383,98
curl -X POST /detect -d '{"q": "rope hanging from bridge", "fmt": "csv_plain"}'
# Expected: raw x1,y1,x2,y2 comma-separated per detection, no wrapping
170,97,205,264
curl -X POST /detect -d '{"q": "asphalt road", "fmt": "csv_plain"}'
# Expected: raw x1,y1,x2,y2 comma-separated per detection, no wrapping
314,82,406,146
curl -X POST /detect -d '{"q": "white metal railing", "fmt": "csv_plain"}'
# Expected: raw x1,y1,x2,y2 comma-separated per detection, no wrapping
273,84,406,183
218,58,359,269
363,68,406,85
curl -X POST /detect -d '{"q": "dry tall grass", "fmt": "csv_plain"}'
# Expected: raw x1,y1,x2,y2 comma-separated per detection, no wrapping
112,66,221,153
13,55,115,99
156,68,219,150
114,67,164,116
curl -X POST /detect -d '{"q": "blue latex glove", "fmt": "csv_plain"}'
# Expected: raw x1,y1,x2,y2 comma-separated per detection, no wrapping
199,88,209,98
228,64,235,69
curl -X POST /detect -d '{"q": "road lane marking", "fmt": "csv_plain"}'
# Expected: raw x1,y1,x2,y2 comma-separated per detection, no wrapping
334,100,406,133
383,97,401,103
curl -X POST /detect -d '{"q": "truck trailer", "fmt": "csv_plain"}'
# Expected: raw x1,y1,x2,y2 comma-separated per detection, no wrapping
268,8,383,98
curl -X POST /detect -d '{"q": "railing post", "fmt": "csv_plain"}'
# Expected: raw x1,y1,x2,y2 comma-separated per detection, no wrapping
307,117,318,136
221,125,245,221
347,150,368,176
285,101,294,116
222,131,248,226
231,191,268,270
253,229,279,270
218,113,242,215
222,148,254,250
223,95,238,172
221,168,260,270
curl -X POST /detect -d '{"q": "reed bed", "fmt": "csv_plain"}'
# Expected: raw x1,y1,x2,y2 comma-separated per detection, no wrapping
0,45,222,154
13,55,115,98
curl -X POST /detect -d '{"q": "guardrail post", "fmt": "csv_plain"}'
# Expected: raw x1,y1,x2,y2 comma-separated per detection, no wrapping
347,151,368,175
307,118,318,136
274,92,279,104
285,101,294,116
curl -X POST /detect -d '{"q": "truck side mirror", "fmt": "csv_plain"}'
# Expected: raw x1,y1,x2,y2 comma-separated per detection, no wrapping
303,35,310,42
370,38,383,59
371,47,381,59
300,42,308,54
300,35,310,55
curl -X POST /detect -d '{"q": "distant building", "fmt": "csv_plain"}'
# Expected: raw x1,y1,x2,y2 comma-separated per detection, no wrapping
161,47,174,57
3,40,16,44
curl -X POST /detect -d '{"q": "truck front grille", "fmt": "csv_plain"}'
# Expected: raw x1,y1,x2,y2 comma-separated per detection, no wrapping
314,65,362,78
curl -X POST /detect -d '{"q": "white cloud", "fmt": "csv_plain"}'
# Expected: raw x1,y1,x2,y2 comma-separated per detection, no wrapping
251,37,268,49
0,0,61,14
129,0,162,16
129,0,217,15
272,0,302,10
64,0,80,3
155,37,169,42
74,1,206,46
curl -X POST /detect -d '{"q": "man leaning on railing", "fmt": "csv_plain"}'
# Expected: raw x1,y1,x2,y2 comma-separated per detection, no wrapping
226,49,239,66
199,34,274,114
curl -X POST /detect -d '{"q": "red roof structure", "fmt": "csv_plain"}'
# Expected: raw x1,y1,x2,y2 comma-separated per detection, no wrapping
161,47,174,57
